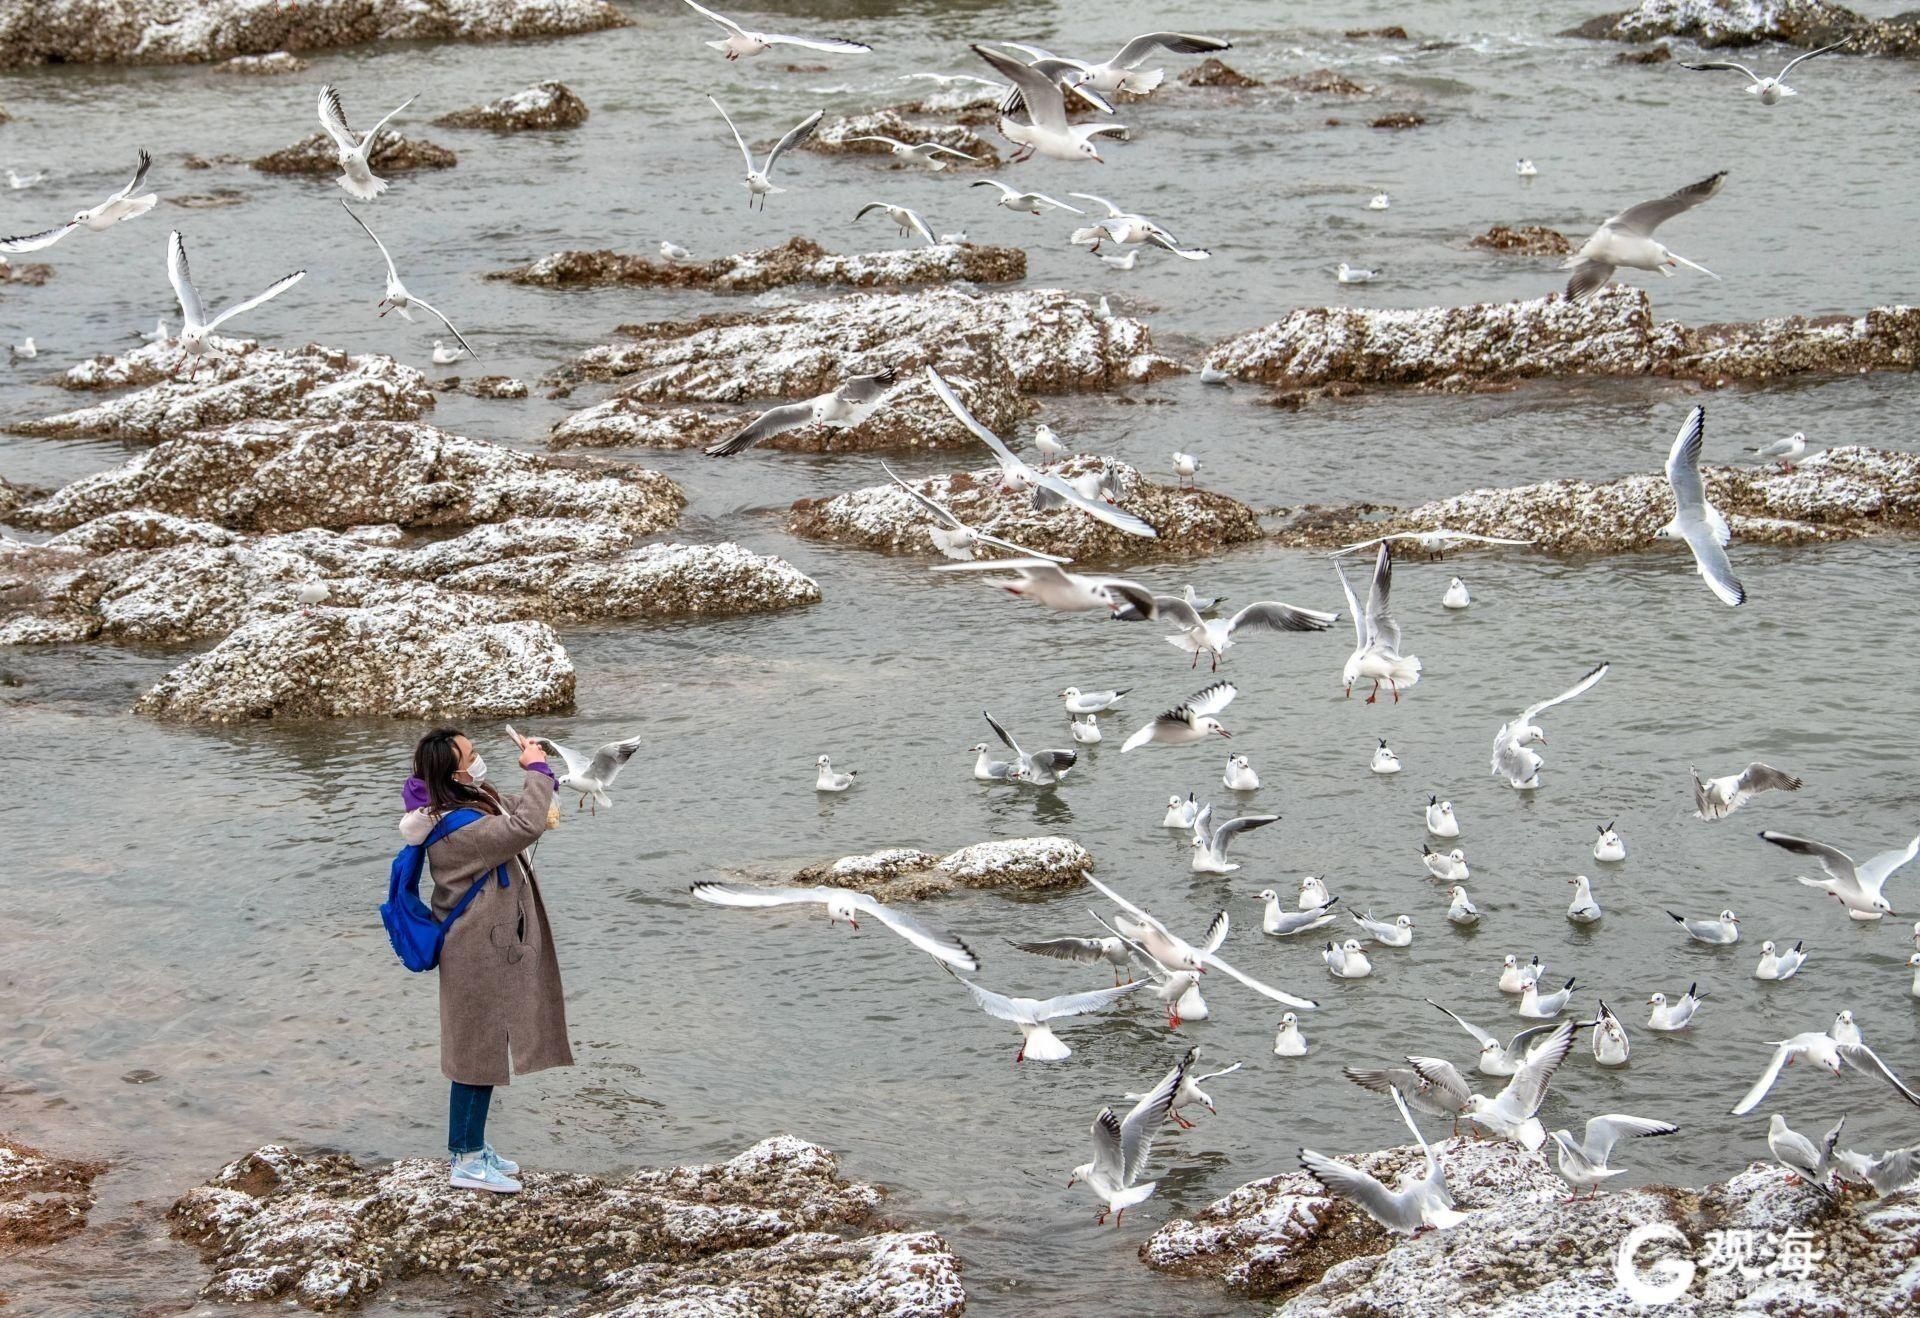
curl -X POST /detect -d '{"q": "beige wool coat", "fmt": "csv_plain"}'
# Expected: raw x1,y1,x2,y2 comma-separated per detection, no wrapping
427,768,574,1085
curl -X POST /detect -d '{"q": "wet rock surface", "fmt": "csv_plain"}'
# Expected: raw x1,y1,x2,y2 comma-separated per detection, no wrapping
789,456,1264,564
1180,58,1263,88
1276,68,1373,95
168,1137,964,1313
1206,286,1920,395
792,837,1094,901
0,1136,106,1254
1469,224,1575,256
10,419,685,535
1569,0,1920,57
490,236,1025,292
433,79,589,131
1269,446,1920,554
19,341,435,439
1146,1142,1919,1313
802,107,998,165
219,50,308,75
252,131,457,177
1,257,55,285
0,0,629,70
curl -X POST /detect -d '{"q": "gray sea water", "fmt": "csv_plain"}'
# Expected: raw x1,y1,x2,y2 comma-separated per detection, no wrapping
3,2,1919,1314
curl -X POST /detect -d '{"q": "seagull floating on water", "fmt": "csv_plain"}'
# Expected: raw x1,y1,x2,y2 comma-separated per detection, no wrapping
1121,682,1236,752
1372,739,1402,774
1426,796,1460,838
2,149,157,252
1070,713,1101,744
1447,886,1479,926
1353,912,1415,948
1442,577,1470,609
1061,686,1128,715
1255,890,1341,937
1567,876,1602,924
1323,938,1372,978
680,0,870,60
1368,193,1390,211
1189,805,1278,874
1646,982,1709,1031
1274,1012,1309,1056
1692,761,1801,820
1682,38,1852,105
814,755,856,792
1422,845,1467,882
1223,754,1259,791
1516,158,1538,178
1335,262,1378,284
1564,170,1724,301
1594,821,1626,863
1499,955,1544,994
1162,792,1199,829
1755,940,1808,981
1670,908,1740,945
1592,1000,1630,1066
431,340,464,365
1519,976,1577,1019
7,169,45,190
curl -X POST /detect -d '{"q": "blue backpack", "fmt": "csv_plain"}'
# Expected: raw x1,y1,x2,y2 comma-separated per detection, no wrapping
381,809,510,972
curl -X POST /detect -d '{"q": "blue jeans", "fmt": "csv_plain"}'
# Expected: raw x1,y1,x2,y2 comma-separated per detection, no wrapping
448,1081,493,1156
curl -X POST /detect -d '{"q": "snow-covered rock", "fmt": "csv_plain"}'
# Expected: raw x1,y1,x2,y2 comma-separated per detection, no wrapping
791,837,1093,901
0,0,628,69
1148,1140,1919,1313
167,1137,965,1313
133,592,574,723
21,341,434,439
252,130,456,177
438,541,822,620
218,50,307,74
433,79,588,130
1570,0,1919,57
1206,287,1920,395
801,107,998,165
490,236,1026,292
1272,446,1920,554
11,419,684,535
789,456,1264,564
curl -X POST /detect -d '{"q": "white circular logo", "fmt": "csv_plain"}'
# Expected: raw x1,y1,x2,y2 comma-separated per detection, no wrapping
1615,1222,1696,1306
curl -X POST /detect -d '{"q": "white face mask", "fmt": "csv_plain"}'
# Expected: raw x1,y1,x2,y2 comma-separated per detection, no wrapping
461,753,488,785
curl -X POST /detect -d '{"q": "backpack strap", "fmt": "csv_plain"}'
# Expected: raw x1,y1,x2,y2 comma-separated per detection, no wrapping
423,808,511,899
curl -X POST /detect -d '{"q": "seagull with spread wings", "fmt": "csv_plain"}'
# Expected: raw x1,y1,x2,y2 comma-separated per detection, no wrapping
317,85,417,201
1564,171,1725,300
847,135,981,170
925,367,1156,538
1682,38,1852,105
704,366,899,456
1085,874,1319,1010
1655,406,1744,606
339,202,476,359
932,558,1155,617
1333,543,1422,703
1692,761,1801,819
1301,1085,1469,1234
1549,1114,1679,1198
688,881,978,971
521,731,644,814
680,0,871,60
709,96,821,209
853,201,938,246
1154,594,1340,671
970,179,1085,216
0,149,157,253
166,231,304,373
1489,662,1610,791
1760,829,1917,920
1000,32,1232,98
979,709,1076,786
1069,1052,1189,1225
950,974,1141,1061
1731,1031,1920,1115
881,462,1068,563
973,44,1127,163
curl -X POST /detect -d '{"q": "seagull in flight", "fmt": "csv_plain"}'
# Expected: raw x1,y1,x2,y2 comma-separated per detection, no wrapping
998,32,1232,97
970,179,1085,216
1564,171,1725,301
972,44,1127,163
1425,1000,1578,1078
317,85,417,202
1069,1052,1188,1225
1153,595,1340,671
1011,935,1133,986
1333,542,1421,703
1301,1085,1469,1234
1682,38,1852,105
1330,530,1533,560
166,230,304,373
709,97,822,209
925,367,1155,537
688,882,978,971
1086,875,1319,1009
704,367,899,456
1692,761,1801,820
1416,1021,1576,1150
881,462,1068,562
1549,1114,1679,1198
1,149,157,253
1760,829,1917,920
339,202,476,358
1730,1031,1920,1115
847,135,980,170
1656,406,1744,606
1120,681,1237,752
951,974,1141,1062
680,0,870,59
933,558,1155,617
1489,662,1610,791
524,732,644,814
853,201,938,246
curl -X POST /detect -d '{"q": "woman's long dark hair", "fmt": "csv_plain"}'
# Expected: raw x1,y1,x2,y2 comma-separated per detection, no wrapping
414,727,500,815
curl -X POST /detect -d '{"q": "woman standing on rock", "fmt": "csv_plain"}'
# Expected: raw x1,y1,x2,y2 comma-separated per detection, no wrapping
403,727,573,1193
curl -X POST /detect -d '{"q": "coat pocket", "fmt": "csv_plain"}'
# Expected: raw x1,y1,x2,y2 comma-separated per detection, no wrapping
489,914,527,965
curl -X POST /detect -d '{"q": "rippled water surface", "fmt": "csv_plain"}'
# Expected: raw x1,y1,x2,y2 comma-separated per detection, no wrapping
3,2,1920,1314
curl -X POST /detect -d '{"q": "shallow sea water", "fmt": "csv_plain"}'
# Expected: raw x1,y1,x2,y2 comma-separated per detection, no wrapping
3,1,1920,1314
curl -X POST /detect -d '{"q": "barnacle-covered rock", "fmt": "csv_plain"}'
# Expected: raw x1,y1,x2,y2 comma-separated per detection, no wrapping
432,79,588,130
489,236,1025,292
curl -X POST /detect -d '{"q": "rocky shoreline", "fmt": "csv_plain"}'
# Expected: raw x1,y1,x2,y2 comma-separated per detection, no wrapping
0,0,628,69
1569,0,1920,58
789,836,1095,902
490,237,1026,293
1146,1138,1920,1313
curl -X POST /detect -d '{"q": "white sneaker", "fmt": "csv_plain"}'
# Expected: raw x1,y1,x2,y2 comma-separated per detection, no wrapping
480,1143,519,1176
450,1154,521,1193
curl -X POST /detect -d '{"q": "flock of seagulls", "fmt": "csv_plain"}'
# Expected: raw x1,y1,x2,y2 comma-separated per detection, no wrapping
4,0,1910,1249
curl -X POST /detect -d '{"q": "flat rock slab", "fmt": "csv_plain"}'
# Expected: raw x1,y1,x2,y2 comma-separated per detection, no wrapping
168,1137,965,1313
0,0,628,69
491,236,1025,292
433,79,587,131
559,289,1177,405
10,419,685,535
19,340,434,439
1270,446,1920,554
252,131,456,176
1570,0,1920,57
792,837,1094,902
1,1137,106,1255
789,456,1264,564
1206,286,1920,395
1147,1143,1919,1313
